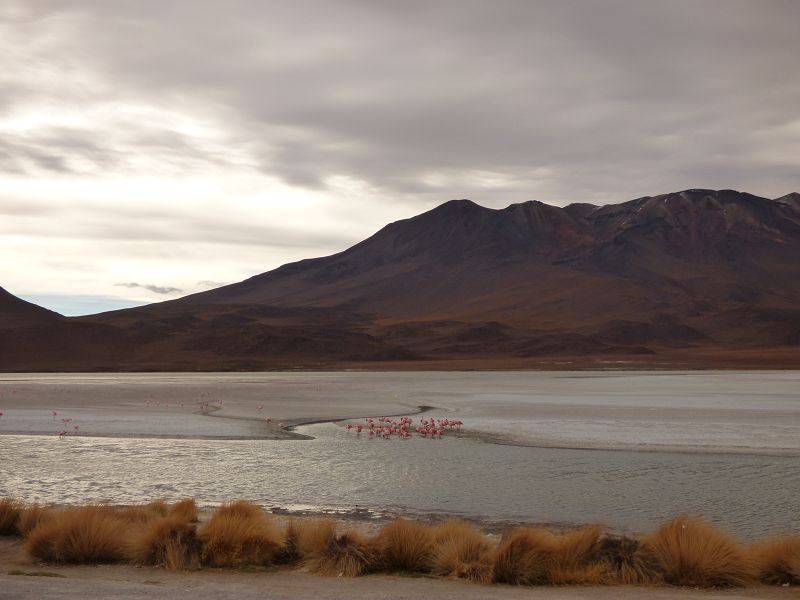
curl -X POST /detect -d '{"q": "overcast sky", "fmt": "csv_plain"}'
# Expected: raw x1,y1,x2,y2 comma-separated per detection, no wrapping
2,0,799,315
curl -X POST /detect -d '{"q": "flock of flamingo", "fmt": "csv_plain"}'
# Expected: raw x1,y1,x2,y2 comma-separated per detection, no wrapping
52,410,81,438
343,416,464,439
0,403,81,439
0,394,464,441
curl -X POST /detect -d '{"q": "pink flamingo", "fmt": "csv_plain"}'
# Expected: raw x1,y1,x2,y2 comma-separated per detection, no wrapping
52,410,58,420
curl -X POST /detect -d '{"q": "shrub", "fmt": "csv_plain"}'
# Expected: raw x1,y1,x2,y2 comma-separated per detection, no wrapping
18,503,55,537
494,525,606,585
212,500,263,521
305,529,377,577
374,519,435,573
548,525,606,585
169,498,199,523
25,506,130,563
494,527,556,585
598,534,660,584
117,499,170,524
750,535,800,585
430,520,494,583
0,497,21,536
198,502,285,567
639,516,753,587
128,515,199,570
294,519,336,558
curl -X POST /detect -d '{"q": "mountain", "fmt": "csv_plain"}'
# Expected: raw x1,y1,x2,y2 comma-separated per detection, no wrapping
0,287,62,329
2,189,800,370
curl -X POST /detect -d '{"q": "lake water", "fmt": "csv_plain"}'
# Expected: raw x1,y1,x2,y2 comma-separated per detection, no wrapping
0,371,798,539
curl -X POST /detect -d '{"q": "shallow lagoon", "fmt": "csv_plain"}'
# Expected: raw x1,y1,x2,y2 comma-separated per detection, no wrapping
0,371,798,538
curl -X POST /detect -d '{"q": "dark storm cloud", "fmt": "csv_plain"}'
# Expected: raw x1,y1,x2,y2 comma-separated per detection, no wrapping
3,0,800,204
114,282,182,295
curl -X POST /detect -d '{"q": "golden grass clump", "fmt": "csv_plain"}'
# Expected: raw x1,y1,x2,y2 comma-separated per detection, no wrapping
597,534,660,584
169,498,199,523
548,525,607,585
278,518,342,566
304,529,378,577
198,501,285,567
293,519,337,558
213,500,263,521
374,518,435,573
127,515,199,570
493,525,606,585
0,497,22,536
430,520,494,583
749,535,800,585
276,518,302,564
18,503,55,537
117,499,170,524
494,527,556,585
639,515,753,587
25,506,131,564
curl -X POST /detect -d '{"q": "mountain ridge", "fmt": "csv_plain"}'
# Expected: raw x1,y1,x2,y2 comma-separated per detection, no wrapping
1,188,799,371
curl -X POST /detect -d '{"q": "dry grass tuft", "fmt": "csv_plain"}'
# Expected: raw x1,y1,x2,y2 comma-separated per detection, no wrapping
374,518,435,573
18,504,55,537
305,529,377,577
117,500,170,525
277,518,343,566
276,518,302,564
25,506,131,564
749,535,800,585
639,515,753,587
0,497,22,536
213,500,263,521
494,525,607,585
169,498,199,523
430,520,494,584
293,519,336,558
494,527,556,585
548,525,607,585
598,534,660,584
145,499,169,517
198,502,285,567
128,515,199,570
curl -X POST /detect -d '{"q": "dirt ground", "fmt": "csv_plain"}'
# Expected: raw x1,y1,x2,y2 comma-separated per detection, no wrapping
1,539,797,600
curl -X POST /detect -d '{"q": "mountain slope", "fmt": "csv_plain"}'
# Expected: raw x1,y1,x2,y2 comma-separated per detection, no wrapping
167,188,800,336
2,189,799,370
0,287,63,329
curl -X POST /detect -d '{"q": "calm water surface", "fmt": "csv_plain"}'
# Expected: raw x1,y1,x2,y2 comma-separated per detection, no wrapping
1,422,797,539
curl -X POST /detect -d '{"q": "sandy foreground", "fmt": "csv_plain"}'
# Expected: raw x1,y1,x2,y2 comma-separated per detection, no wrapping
0,539,796,600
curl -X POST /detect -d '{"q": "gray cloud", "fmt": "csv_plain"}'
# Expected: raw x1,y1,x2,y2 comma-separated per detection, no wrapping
115,282,182,295
0,0,797,206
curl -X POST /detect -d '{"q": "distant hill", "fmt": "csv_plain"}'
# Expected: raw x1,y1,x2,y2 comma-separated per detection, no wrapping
2,189,799,370
0,286,62,329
